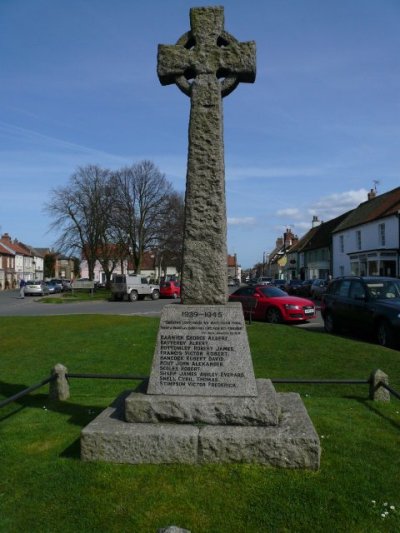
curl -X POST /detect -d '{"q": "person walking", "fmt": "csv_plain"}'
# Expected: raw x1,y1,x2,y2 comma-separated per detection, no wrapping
19,278,26,299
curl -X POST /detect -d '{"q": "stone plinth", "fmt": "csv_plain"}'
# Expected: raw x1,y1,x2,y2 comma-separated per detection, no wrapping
125,379,280,426
81,381,320,469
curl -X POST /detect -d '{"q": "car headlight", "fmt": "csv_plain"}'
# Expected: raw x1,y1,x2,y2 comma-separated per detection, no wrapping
284,304,301,310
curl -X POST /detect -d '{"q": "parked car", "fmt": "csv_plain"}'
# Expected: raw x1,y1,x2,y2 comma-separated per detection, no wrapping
50,279,64,292
321,276,400,347
62,280,72,291
284,279,303,295
45,281,61,294
271,279,287,289
257,276,272,286
24,280,50,296
229,285,316,323
310,279,328,300
160,280,181,299
297,279,314,297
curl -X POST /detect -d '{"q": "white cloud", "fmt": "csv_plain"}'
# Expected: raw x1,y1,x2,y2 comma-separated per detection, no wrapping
271,189,370,240
228,217,256,226
276,208,302,219
307,189,368,220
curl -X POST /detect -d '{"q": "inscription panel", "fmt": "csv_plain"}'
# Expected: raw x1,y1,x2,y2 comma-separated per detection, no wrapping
147,303,257,396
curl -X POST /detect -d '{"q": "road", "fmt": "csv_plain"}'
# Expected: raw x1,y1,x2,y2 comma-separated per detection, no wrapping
0,289,175,317
0,289,324,330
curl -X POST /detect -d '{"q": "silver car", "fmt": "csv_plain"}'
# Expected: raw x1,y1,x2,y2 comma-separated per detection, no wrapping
24,280,50,296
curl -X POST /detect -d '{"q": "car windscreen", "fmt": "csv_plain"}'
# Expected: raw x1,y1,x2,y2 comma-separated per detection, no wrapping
367,280,400,299
258,287,287,297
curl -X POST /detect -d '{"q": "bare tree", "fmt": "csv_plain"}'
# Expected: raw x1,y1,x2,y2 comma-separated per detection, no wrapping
157,191,184,276
112,161,173,273
45,165,115,280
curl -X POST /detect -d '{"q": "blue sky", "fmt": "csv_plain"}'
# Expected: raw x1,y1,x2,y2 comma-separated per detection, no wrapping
1,0,399,268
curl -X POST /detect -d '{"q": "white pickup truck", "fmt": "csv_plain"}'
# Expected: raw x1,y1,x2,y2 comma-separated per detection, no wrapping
111,274,160,302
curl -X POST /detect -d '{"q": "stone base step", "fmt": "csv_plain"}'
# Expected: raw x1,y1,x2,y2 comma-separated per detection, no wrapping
81,392,320,469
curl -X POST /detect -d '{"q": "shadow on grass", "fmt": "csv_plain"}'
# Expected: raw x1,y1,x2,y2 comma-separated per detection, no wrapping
0,379,106,427
354,396,400,431
61,438,81,459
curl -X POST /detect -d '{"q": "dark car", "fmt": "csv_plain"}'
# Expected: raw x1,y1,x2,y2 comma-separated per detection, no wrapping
229,285,316,324
321,276,400,347
272,279,287,289
284,279,303,295
310,278,328,300
50,279,64,292
297,279,314,297
45,281,61,294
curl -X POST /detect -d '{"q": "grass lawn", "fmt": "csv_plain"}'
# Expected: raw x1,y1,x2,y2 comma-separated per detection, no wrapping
41,288,112,303
0,316,399,532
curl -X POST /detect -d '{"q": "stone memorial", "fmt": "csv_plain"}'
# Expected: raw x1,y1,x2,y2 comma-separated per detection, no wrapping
81,6,320,469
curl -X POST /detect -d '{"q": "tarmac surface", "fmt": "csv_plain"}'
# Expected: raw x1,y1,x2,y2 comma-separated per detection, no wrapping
0,288,324,331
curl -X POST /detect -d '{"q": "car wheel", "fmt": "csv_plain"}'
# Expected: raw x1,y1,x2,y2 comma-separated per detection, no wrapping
377,320,395,348
151,290,160,300
172,292,178,299
129,290,138,302
324,312,338,334
266,307,282,324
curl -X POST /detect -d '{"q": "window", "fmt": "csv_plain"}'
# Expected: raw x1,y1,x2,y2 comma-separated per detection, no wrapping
356,230,362,250
338,280,351,297
339,235,344,253
368,260,379,276
349,281,366,300
351,262,359,276
378,223,385,246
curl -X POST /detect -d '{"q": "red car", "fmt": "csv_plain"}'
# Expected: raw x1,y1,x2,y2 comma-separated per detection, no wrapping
228,285,316,323
160,280,181,299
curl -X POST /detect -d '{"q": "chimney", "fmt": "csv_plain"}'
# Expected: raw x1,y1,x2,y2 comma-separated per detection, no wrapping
368,188,376,201
312,215,322,228
276,237,283,248
1,233,12,243
284,228,295,247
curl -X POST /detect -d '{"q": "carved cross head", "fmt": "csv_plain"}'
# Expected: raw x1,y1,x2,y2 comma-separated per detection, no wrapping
157,6,256,98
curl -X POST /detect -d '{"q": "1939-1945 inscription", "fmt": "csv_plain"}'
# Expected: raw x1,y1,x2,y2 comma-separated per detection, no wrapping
147,303,258,397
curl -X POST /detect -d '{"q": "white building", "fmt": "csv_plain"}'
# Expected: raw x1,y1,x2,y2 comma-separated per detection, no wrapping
332,188,400,278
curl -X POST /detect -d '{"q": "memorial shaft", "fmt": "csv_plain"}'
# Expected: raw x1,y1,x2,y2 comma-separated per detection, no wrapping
157,6,256,305
183,75,226,304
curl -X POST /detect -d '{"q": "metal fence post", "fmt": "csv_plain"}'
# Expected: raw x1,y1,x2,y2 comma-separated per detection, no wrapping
369,369,390,402
49,364,70,401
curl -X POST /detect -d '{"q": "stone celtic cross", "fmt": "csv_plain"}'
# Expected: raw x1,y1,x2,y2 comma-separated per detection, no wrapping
158,6,256,305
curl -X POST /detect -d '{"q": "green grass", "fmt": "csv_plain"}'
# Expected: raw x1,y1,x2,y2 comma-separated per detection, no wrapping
1,316,399,532
40,288,112,303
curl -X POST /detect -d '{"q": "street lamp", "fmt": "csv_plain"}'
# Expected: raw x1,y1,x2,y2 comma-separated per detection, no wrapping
263,251,269,275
